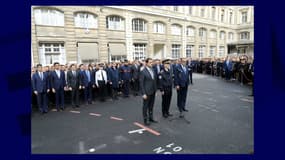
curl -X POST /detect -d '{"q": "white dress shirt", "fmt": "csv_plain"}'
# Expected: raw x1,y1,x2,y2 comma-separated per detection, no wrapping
95,69,107,87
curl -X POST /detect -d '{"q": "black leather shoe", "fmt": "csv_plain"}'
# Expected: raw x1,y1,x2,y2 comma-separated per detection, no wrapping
183,109,189,112
167,113,173,117
163,114,168,118
149,119,158,123
144,120,150,126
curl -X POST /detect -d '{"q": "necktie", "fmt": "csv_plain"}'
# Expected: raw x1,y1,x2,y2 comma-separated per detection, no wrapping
86,70,90,82
101,70,105,81
149,68,154,79
39,72,43,80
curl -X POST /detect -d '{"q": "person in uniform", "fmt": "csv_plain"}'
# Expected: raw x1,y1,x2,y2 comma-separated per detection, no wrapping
131,60,140,96
32,64,50,114
158,59,173,118
107,62,120,100
186,57,194,85
95,63,108,102
139,58,157,125
67,64,80,108
174,58,190,118
119,60,131,97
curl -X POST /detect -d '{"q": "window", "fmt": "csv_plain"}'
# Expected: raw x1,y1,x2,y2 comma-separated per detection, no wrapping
173,6,178,12
38,43,66,66
34,8,64,26
198,45,205,58
171,24,182,35
221,9,225,22
219,46,225,57
74,12,97,29
133,44,146,60
242,11,248,23
229,11,233,24
210,46,216,57
132,18,147,32
228,32,234,40
210,30,217,39
153,22,165,34
220,31,225,40
111,55,127,62
211,7,216,20
106,15,125,30
189,6,193,15
186,45,194,57
172,44,181,58
240,32,250,40
199,28,207,38
200,8,205,17
186,26,195,36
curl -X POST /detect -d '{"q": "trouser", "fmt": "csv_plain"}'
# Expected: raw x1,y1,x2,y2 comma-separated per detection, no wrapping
71,87,79,106
98,81,107,101
189,70,193,84
36,92,48,113
162,87,172,116
133,79,139,95
84,83,92,104
112,88,119,99
142,93,156,120
177,86,188,112
122,80,130,96
55,88,64,110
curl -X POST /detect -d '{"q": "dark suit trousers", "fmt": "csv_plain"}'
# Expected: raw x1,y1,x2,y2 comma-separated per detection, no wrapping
84,83,92,103
36,92,48,113
189,70,193,84
177,86,188,112
71,87,79,106
133,79,139,93
98,81,107,101
142,93,156,120
123,80,130,96
162,88,172,115
55,88,64,109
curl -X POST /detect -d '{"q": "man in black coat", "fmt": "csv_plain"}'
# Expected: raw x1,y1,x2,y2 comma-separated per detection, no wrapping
139,58,157,126
67,64,80,108
131,60,140,96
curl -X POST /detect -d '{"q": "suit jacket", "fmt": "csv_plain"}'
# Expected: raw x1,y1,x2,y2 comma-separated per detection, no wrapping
79,70,94,87
224,60,233,71
51,70,66,90
107,67,120,88
67,70,80,89
32,72,49,93
152,64,163,76
131,64,140,80
174,64,190,87
139,67,157,95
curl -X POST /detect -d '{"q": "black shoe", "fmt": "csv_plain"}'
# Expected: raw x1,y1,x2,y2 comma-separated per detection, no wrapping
163,114,168,118
144,120,150,126
179,112,184,118
167,113,173,117
183,109,189,112
149,119,158,123
76,105,80,108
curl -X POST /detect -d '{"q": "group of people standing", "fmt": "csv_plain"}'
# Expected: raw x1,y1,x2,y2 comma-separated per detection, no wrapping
31,57,194,126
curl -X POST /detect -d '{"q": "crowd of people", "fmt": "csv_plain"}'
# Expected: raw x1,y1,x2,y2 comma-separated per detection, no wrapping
31,55,254,125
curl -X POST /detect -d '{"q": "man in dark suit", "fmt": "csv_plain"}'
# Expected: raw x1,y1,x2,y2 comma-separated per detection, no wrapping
32,64,50,114
131,60,140,96
50,62,66,111
79,64,93,105
186,57,194,85
139,58,157,126
152,59,163,87
224,56,233,80
67,64,80,108
174,58,190,118
108,62,120,100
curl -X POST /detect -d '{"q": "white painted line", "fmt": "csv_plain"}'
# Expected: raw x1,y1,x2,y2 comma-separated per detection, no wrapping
110,116,123,121
79,141,85,154
240,98,253,103
89,148,95,152
51,109,57,112
89,113,101,117
198,104,219,113
128,128,146,134
70,110,80,114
